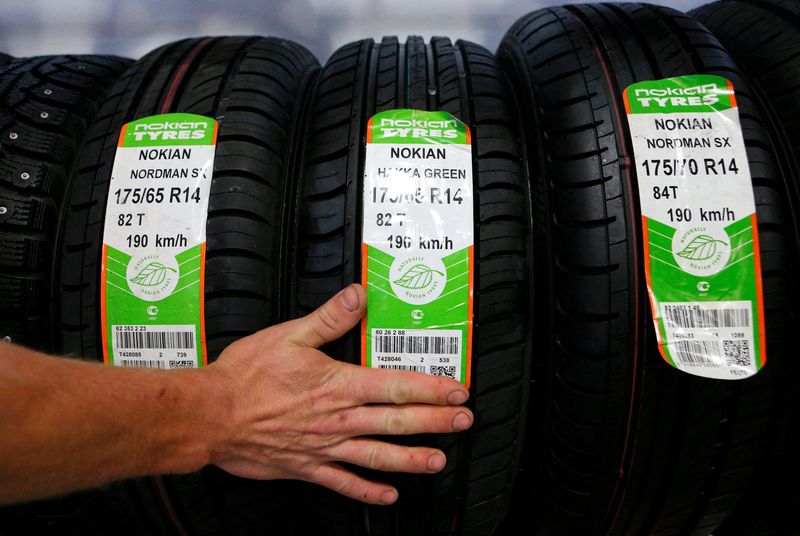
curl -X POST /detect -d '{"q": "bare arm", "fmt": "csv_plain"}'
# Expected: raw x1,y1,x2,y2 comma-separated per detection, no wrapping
0,284,472,506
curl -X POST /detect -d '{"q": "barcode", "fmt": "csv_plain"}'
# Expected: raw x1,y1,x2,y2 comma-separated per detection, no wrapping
377,365,424,372
374,335,459,355
114,331,195,350
430,366,456,379
117,359,167,369
723,339,751,368
670,340,722,367
664,306,750,329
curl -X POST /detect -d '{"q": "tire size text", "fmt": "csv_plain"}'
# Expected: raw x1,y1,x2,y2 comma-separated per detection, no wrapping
370,187,463,205
639,158,739,177
113,187,201,205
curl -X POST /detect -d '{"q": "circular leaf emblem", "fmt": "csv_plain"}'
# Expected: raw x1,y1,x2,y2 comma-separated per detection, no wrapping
672,227,731,276
393,264,444,290
389,255,447,305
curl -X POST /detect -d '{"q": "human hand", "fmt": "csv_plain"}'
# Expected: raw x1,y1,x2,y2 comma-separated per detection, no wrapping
204,284,473,505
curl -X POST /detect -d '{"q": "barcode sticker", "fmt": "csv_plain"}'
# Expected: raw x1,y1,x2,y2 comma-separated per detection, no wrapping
377,365,424,372
663,305,749,329
372,329,462,378
111,324,196,369
101,113,217,369
374,333,460,355
671,340,723,367
661,301,755,378
117,359,168,369
114,330,195,350
361,109,474,386
625,75,766,380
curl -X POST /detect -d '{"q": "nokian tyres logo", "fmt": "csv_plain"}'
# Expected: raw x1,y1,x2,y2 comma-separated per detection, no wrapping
633,83,719,107
378,117,460,139
369,110,469,144
625,75,736,114
131,121,209,142
122,113,216,147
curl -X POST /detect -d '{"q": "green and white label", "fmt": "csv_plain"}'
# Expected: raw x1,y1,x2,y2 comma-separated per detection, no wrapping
101,113,217,369
361,109,474,386
625,75,766,379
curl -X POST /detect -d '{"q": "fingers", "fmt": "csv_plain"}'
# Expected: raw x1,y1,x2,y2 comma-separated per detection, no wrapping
309,463,399,505
280,285,365,349
327,440,447,475
309,440,452,504
328,405,473,436
351,365,470,406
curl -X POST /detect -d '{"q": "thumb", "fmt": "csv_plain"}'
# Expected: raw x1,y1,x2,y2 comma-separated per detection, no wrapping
282,284,365,348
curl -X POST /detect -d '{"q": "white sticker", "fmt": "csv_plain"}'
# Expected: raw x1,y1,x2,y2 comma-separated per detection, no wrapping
361,109,474,385
625,75,765,379
101,113,217,369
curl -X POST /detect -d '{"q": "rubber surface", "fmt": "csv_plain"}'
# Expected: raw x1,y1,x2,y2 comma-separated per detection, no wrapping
0,55,129,351
497,4,796,535
56,37,319,536
290,36,532,536
0,55,133,536
691,2,800,534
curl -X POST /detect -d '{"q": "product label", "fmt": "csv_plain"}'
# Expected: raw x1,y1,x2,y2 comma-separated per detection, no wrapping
100,113,217,369
361,109,474,385
624,75,765,379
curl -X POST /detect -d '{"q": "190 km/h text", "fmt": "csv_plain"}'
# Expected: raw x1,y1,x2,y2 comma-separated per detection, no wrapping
387,234,454,250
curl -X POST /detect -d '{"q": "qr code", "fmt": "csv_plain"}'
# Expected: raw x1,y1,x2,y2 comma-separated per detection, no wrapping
723,340,751,368
430,366,456,379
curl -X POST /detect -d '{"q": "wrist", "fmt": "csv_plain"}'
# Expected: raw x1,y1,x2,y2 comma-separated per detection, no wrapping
150,366,233,475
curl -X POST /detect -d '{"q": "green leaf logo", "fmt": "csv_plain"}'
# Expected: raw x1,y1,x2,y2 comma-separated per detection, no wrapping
129,262,176,287
676,235,727,261
393,264,444,290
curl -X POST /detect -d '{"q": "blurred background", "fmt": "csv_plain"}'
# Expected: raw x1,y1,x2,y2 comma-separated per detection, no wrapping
1,0,708,62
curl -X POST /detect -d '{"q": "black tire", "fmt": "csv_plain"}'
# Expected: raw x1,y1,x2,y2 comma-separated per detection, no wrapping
290,36,532,536
0,55,130,350
689,3,800,534
497,4,796,536
0,55,134,536
56,37,319,535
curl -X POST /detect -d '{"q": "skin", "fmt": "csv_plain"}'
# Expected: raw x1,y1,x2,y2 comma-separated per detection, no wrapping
0,284,473,506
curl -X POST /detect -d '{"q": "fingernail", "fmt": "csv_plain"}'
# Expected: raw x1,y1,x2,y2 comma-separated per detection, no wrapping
339,285,360,312
447,390,469,405
427,453,446,472
452,412,472,431
381,489,398,505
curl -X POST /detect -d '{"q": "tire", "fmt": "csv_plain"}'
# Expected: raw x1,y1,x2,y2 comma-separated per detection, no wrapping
0,55,130,351
290,36,532,535
689,3,800,534
496,4,796,536
0,55,133,536
56,37,319,536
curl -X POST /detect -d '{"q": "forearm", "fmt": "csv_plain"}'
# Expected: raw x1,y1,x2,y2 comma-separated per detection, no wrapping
0,344,226,505
0,285,472,508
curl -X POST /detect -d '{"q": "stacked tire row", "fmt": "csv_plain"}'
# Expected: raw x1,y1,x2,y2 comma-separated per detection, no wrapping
0,2,798,535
